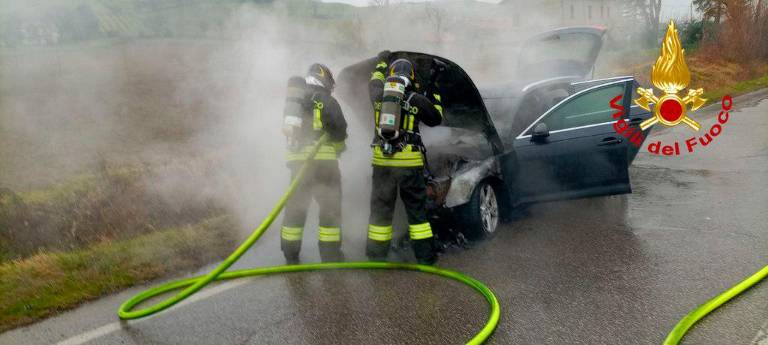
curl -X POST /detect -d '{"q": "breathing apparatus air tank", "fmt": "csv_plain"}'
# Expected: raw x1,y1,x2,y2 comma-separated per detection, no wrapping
377,76,409,154
283,76,310,152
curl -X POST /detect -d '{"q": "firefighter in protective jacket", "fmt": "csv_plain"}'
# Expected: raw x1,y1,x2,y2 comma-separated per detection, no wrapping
366,53,443,265
281,63,347,264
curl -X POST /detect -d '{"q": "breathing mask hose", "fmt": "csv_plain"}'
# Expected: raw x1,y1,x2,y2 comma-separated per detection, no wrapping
664,264,768,345
117,134,500,344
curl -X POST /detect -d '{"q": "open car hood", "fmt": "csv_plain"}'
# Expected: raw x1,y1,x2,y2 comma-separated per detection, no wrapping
336,51,503,155
517,26,606,81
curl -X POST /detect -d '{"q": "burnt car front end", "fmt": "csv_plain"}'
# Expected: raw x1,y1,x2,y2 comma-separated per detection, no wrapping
337,51,506,239
422,126,504,236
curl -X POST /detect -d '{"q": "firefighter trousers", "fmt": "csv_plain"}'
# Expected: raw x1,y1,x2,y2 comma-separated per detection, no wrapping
281,160,343,263
366,166,437,264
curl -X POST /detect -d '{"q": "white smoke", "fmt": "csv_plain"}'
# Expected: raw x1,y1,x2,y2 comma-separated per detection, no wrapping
0,1,644,261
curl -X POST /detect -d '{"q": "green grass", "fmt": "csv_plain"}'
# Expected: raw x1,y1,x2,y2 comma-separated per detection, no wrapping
17,167,140,205
702,73,768,103
17,174,99,205
0,215,237,332
730,73,768,94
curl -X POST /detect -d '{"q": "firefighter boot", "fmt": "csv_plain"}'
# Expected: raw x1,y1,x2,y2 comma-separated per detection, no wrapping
366,239,391,261
412,238,438,265
281,239,301,264
318,241,344,262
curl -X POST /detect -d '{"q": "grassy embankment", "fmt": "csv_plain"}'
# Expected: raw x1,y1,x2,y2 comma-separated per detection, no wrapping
0,165,223,260
606,49,768,101
0,165,236,332
689,58,768,101
0,215,236,332
702,68,768,100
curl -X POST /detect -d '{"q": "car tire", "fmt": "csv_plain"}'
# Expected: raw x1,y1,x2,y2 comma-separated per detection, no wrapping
455,180,500,241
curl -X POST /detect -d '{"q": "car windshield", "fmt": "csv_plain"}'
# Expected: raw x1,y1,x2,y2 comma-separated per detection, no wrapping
521,34,594,64
518,32,600,80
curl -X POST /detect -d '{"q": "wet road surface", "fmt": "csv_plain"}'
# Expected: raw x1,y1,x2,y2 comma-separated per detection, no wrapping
1,90,767,345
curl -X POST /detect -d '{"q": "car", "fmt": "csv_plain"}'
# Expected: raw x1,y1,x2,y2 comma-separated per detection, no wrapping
337,26,653,241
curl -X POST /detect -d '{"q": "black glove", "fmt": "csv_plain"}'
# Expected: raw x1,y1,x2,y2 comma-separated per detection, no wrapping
429,58,448,85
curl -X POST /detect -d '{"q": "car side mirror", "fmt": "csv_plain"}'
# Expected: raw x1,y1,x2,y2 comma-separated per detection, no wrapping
531,123,549,142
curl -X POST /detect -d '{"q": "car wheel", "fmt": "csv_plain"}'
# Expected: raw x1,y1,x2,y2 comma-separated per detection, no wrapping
456,181,499,240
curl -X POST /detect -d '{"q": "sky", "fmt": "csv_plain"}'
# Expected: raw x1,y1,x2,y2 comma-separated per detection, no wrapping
322,0,697,20
322,0,501,6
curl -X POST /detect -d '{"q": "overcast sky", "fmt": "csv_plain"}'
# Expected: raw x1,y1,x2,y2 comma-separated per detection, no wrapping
322,0,696,19
322,0,500,5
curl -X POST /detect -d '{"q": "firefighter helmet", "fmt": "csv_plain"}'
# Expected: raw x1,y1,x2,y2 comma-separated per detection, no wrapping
389,58,415,81
307,63,335,90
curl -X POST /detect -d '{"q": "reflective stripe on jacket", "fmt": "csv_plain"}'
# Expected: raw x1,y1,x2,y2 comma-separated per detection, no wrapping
368,59,442,168
287,143,343,161
372,144,424,167
286,87,347,162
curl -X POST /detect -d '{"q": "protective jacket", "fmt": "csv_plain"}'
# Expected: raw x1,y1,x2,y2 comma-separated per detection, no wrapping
286,84,347,162
368,61,443,167
366,57,442,265
281,82,347,263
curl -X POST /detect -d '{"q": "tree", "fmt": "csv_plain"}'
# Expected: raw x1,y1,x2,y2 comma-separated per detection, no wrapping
369,0,390,6
425,3,447,42
756,0,767,57
632,0,663,28
691,0,766,61
693,0,727,24
623,0,663,45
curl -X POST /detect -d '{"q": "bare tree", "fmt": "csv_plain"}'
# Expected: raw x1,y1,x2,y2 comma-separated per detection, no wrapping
369,0,390,6
425,3,447,42
633,0,663,29
690,0,767,60
694,0,727,24
759,0,768,57
622,0,663,45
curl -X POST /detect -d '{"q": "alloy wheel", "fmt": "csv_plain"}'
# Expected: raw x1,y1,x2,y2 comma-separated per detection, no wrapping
479,184,498,234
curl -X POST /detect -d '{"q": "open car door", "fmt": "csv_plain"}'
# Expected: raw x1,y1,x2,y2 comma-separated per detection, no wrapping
510,78,635,204
336,51,503,156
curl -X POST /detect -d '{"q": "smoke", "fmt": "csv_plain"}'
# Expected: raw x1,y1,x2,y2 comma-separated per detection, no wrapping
0,1,649,261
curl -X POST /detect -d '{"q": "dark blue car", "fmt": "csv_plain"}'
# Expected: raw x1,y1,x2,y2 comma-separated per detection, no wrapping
338,27,653,241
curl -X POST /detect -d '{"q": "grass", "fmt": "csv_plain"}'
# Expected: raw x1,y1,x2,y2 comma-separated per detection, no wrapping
604,50,768,102
13,167,141,209
702,73,768,101
17,173,104,205
0,163,223,260
686,56,768,101
0,215,237,332
732,74,768,93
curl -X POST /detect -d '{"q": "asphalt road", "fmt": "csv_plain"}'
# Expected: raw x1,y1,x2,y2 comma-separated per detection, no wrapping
2,90,767,345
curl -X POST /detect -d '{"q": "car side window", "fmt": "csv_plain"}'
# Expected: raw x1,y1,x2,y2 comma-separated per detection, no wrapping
531,84,625,133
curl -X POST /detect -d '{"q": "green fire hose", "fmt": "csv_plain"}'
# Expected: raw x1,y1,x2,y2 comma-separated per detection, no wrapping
117,134,766,345
663,264,768,345
118,134,500,344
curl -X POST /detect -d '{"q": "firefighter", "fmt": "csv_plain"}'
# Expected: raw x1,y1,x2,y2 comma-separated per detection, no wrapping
366,53,443,265
281,63,347,264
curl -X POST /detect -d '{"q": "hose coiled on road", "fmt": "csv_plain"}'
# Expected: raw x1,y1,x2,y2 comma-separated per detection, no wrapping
118,134,500,345
116,134,766,345
664,264,768,345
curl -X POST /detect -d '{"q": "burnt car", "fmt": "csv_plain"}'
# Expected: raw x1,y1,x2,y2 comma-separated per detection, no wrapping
337,27,652,241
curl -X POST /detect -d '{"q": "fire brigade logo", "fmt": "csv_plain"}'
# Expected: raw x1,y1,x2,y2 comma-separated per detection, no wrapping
635,21,707,131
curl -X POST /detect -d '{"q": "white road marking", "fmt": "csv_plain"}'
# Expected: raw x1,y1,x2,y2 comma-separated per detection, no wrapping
752,319,768,345
55,323,122,345
55,279,252,345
